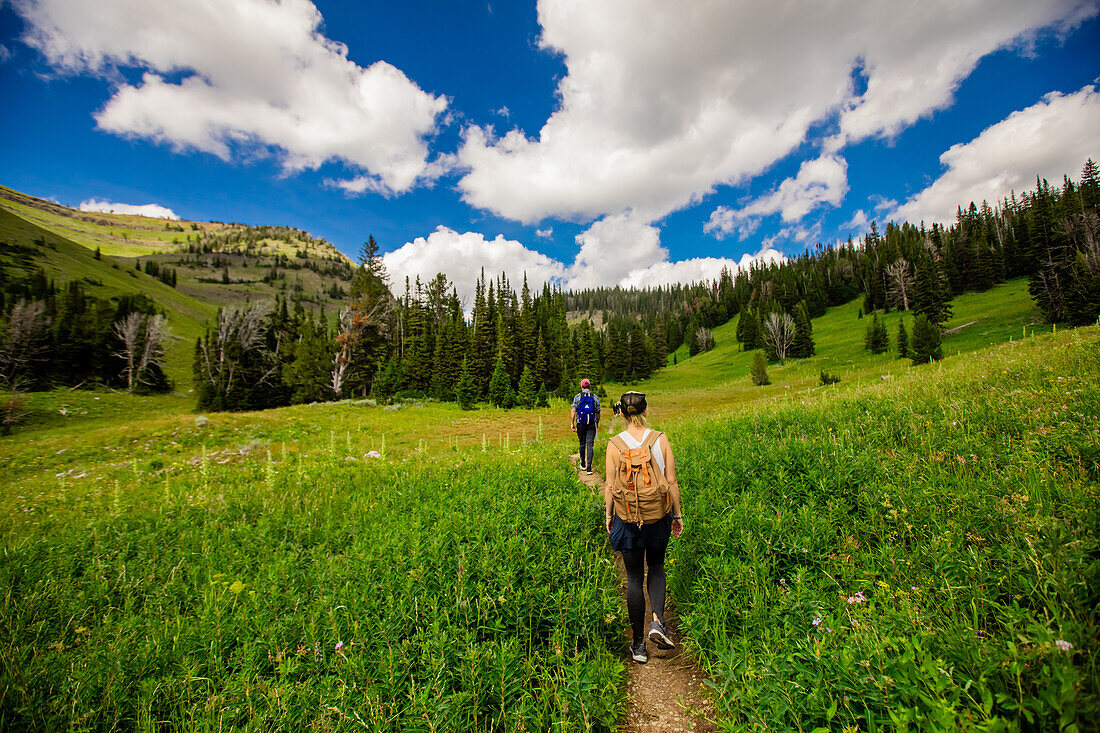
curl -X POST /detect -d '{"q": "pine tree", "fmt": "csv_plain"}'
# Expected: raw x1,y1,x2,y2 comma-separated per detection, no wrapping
516,366,537,409
372,357,402,400
535,383,549,408
750,351,770,386
912,252,953,326
909,314,942,365
467,272,493,393
487,355,512,408
788,301,815,358
455,357,478,410
738,307,760,350
283,314,333,404
864,313,889,354
896,318,909,359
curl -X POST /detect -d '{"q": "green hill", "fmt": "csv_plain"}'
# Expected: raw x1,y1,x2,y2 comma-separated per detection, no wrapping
1,185,358,386
643,277,1046,421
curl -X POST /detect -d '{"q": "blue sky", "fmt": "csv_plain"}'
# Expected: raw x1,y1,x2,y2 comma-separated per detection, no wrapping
2,0,1098,302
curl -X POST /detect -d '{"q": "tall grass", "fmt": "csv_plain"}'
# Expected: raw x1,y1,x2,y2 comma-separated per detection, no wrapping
0,442,625,730
668,328,1099,730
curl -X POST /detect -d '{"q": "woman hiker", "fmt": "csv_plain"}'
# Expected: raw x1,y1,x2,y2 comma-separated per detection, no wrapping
604,391,684,663
571,378,601,475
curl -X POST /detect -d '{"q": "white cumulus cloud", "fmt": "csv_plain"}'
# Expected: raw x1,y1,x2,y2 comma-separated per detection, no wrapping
15,0,448,194
455,0,1094,226
79,198,179,219
383,227,567,308
892,85,1100,225
619,249,786,289
705,154,848,239
384,214,788,305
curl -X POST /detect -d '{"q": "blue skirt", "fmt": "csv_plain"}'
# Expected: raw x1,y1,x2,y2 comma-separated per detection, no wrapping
608,512,672,553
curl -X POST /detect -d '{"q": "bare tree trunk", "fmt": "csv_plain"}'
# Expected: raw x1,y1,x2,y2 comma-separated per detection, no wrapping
114,312,144,392
0,300,52,385
885,258,913,311
763,312,795,360
137,315,171,387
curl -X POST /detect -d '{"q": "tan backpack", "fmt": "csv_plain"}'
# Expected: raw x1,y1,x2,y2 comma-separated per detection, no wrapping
609,430,670,527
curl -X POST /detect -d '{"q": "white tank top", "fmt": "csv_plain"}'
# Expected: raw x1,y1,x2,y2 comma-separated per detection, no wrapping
617,429,666,475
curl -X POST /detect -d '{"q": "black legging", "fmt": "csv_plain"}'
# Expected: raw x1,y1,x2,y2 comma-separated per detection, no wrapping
621,544,667,643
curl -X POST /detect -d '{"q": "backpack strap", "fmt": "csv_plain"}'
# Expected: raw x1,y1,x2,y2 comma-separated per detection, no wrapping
640,429,662,451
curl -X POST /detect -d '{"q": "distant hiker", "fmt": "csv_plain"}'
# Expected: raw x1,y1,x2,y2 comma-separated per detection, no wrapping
605,391,684,664
571,378,601,475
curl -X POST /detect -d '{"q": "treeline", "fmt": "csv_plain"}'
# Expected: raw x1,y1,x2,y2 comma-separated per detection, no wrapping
569,158,1100,369
193,238,619,411
175,223,349,264
0,267,171,394
141,259,177,287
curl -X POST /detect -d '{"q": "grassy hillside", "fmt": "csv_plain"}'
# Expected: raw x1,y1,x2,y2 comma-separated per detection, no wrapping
647,278,1046,423
0,207,215,386
2,323,1095,730
1,185,358,386
0,185,350,261
669,327,1099,730
3,191,1095,730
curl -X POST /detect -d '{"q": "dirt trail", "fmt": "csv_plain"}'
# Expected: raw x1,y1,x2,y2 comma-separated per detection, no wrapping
572,454,717,733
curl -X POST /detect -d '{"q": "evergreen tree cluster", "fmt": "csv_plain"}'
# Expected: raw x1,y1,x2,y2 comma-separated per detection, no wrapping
142,259,177,287
0,266,171,392
191,238,616,412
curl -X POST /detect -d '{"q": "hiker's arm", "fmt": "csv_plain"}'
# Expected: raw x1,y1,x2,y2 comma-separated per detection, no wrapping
570,407,577,431
604,443,618,532
662,434,684,537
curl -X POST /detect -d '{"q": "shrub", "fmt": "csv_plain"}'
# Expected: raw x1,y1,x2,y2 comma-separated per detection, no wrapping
909,314,942,365
864,313,889,354
750,352,770,386
819,370,841,385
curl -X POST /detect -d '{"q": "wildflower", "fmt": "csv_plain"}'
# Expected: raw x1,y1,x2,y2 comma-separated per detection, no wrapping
1055,639,1074,652
846,591,866,604
812,618,822,626
335,641,344,654
910,586,917,591
779,579,786,585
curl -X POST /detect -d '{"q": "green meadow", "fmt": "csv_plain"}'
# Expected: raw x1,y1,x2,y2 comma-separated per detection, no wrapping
2,280,1097,731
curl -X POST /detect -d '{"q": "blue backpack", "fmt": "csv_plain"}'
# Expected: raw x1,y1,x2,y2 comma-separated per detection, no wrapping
576,392,597,426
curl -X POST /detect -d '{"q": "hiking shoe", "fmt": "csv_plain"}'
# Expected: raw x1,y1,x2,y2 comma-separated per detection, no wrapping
631,639,648,663
586,469,594,476
649,620,674,650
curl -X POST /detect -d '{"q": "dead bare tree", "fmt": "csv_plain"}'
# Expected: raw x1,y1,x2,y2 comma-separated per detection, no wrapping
0,299,52,387
114,313,172,392
331,307,353,398
197,305,275,405
885,258,914,311
114,312,143,392
763,312,795,360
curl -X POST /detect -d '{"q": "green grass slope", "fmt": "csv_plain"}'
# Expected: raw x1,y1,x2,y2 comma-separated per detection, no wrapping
0,207,215,386
668,326,1099,730
0,184,355,316
636,278,1048,424
0,280,1095,730
1,184,360,386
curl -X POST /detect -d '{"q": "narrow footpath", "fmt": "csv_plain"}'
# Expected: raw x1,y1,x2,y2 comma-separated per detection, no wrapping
572,455,717,733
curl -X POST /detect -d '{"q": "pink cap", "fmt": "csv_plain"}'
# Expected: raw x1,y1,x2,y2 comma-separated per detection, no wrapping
580,378,591,388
